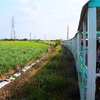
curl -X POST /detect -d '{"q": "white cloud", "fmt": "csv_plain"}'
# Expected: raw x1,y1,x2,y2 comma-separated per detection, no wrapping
20,0,29,4
53,15,67,20
20,7,36,17
35,2,42,11
19,1,42,20
18,1,49,24
19,6,48,24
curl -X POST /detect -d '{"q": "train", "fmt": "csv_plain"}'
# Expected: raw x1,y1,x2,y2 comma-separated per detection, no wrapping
61,0,100,100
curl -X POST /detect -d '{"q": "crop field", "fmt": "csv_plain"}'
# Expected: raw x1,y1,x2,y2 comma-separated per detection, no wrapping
0,41,49,73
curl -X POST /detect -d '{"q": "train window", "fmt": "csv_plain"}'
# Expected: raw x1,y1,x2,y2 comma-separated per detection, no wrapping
96,77,100,100
96,37,100,73
97,8,100,31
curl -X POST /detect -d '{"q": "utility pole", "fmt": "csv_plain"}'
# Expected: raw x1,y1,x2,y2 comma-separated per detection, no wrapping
30,32,31,41
14,31,16,41
44,34,46,40
11,16,15,41
34,36,36,41
67,26,69,39
53,36,55,40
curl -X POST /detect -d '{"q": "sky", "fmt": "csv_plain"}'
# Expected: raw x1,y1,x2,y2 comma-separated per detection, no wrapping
0,0,88,40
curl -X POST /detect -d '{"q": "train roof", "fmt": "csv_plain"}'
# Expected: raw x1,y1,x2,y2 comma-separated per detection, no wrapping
78,0,100,32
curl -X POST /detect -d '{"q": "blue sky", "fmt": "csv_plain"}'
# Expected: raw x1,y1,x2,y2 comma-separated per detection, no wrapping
0,0,88,40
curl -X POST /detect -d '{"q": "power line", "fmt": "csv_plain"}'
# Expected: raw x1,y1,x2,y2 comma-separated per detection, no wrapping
38,1,85,18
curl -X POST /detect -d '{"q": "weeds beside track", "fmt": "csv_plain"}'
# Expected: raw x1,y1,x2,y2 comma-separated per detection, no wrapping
8,45,80,100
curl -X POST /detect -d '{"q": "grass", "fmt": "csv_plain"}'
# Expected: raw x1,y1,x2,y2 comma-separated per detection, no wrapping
0,41,49,46
0,41,49,73
9,45,80,100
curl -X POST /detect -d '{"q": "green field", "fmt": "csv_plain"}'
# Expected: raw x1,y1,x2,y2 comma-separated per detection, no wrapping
0,41,49,73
